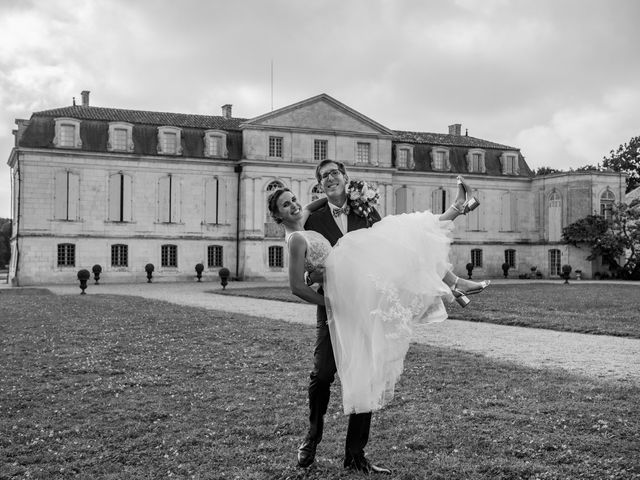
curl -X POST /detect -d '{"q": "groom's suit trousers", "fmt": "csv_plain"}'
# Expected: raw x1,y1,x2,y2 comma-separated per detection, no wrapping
308,302,371,458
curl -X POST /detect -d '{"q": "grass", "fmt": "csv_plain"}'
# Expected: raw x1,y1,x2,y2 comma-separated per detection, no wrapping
1,291,639,479
216,282,640,339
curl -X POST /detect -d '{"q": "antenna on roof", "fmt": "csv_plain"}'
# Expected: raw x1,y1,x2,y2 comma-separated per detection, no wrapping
72,97,76,106
270,59,274,111
465,128,468,136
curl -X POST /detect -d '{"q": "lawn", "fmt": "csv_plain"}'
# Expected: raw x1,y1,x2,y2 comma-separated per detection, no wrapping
216,282,640,338
1,291,638,479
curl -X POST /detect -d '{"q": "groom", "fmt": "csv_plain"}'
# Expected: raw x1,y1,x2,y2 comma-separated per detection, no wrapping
298,159,390,474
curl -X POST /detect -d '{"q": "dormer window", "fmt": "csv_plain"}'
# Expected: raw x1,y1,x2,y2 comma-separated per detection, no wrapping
466,149,486,173
430,148,451,171
204,130,227,158
157,126,182,155
53,118,82,149
108,122,134,152
395,144,414,169
500,152,520,175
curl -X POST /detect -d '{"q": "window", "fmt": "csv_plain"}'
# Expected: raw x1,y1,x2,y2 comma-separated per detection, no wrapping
548,191,562,241
432,188,448,214
314,140,328,161
108,122,134,152
204,130,227,158
268,246,284,267
397,148,408,168
269,136,283,158
54,171,80,220
108,173,132,222
430,148,451,171
161,244,178,267
549,249,561,276
505,249,516,268
111,244,128,267
158,175,181,223
53,118,82,148
471,249,483,268
466,149,486,173
157,127,182,155
311,184,324,201
208,245,223,268
356,142,370,164
57,243,75,267
600,189,615,220
395,144,414,169
500,152,520,175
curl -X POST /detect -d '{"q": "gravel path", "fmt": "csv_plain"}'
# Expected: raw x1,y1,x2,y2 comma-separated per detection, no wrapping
27,281,640,384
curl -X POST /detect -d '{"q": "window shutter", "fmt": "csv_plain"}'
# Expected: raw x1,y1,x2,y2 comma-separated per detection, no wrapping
158,176,170,222
108,174,121,221
170,177,181,222
122,175,132,221
500,191,511,231
54,171,67,219
205,178,218,224
67,173,79,220
445,152,451,171
395,187,407,214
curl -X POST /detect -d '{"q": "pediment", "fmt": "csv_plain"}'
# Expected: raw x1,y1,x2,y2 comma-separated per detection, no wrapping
240,93,393,136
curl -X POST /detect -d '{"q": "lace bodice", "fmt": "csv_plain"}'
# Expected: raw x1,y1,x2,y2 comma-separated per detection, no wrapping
286,230,332,273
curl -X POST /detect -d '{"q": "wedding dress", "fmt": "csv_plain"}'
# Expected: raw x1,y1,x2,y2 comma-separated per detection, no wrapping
291,211,454,415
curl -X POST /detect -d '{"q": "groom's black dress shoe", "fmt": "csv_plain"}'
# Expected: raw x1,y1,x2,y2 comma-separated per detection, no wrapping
297,439,317,468
344,455,391,474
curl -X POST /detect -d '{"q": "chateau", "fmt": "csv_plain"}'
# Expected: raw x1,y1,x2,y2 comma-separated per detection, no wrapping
6,92,625,285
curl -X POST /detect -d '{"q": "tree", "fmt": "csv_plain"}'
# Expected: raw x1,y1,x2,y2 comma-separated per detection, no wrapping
0,219,11,269
602,135,640,193
562,199,640,278
534,166,561,176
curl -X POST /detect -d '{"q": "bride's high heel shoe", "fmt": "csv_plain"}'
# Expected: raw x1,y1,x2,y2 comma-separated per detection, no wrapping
451,175,480,215
451,278,491,307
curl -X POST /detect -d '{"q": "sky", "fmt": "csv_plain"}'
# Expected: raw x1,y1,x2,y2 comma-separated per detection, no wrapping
1,0,639,218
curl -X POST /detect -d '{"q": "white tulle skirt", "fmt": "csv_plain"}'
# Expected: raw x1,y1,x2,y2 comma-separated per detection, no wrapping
324,211,454,414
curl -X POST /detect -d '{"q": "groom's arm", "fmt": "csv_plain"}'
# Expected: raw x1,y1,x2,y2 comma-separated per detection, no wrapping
288,233,325,306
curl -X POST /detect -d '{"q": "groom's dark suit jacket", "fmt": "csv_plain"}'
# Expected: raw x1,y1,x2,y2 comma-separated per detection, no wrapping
304,203,381,247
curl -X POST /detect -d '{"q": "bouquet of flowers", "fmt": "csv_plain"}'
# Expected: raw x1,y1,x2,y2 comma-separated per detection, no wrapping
347,180,380,221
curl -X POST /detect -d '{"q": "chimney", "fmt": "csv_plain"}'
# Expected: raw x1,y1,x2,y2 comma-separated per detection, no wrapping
448,123,461,136
221,104,232,119
81,90,90,107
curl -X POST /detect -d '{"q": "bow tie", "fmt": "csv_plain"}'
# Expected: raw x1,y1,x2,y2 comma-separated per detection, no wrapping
332,206,350,217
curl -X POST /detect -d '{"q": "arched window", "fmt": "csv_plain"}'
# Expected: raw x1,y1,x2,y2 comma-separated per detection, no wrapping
548,191,562,241
265,181,285,222
311,184,324,202
600,189,615,220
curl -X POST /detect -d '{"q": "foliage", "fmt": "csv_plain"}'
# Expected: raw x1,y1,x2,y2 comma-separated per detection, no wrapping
0,218,11,268
602,135,640,193
1,293,639,478
534,166,561,175
562,200,640,278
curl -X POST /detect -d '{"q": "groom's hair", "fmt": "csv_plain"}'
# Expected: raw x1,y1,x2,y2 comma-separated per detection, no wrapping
267,187,291,224
314,159,347,184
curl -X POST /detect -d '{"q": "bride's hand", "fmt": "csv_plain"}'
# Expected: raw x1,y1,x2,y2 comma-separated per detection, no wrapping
308,267,325,286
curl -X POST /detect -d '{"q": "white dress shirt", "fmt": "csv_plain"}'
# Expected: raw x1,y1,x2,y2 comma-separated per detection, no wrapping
328,201,349,235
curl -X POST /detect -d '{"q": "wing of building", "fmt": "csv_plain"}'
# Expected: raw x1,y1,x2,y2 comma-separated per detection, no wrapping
6,92,626,285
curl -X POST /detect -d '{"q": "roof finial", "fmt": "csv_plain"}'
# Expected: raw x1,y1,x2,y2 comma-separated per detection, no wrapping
72,97,76,106
465,128,468,136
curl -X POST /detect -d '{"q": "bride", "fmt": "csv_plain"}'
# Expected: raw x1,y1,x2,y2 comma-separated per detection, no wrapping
267,176,489,414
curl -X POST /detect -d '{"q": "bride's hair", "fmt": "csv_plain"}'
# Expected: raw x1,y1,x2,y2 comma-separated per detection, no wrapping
267,187,291,224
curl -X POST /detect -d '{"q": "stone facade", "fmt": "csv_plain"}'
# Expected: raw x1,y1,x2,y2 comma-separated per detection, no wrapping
6,93,626,285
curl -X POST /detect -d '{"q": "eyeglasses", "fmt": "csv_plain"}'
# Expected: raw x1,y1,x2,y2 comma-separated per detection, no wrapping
320,169,342,180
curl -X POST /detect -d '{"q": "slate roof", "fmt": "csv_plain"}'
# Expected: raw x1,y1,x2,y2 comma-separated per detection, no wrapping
393,130,518,150
33,105,247,130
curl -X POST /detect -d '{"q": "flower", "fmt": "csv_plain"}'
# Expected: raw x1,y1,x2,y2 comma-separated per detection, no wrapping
346,180,380,220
